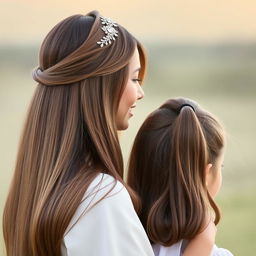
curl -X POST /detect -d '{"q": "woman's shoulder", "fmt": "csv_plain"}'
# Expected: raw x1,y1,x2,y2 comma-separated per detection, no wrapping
62,173,154,256
82,172,129,208
86,172,125,196
66,173,130,225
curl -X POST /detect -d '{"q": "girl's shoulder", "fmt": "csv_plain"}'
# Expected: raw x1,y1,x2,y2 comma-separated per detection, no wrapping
152,241,183,256
152,242,233,256
212,245,234,256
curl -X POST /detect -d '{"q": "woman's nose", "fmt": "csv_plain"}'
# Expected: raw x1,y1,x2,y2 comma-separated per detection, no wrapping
137,85,144,100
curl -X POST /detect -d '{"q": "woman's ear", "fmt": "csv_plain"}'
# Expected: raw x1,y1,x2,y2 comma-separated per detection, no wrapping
205,163,213,186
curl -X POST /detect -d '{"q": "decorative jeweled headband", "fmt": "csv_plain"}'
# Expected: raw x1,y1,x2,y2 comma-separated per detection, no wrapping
97,16,118,47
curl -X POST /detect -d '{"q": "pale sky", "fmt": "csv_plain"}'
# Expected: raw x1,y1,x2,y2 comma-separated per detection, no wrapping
0,0,256,44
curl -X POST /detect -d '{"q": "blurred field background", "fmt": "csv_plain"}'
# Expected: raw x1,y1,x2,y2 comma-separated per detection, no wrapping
1,0,256,255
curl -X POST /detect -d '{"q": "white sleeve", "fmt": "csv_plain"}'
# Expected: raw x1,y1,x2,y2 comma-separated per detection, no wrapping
62,174,154,256
212,245,234,256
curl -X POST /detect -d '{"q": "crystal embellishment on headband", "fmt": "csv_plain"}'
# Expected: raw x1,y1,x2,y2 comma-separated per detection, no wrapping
97,17,118,47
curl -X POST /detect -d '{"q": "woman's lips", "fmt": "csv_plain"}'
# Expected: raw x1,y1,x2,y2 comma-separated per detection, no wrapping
129,105,136,116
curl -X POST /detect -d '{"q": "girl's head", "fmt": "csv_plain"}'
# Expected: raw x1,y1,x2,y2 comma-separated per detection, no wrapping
3,11,145,256
128,98,225,246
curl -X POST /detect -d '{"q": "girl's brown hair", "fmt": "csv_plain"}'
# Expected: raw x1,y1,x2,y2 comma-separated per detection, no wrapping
128,98,224,246
3,11,146,256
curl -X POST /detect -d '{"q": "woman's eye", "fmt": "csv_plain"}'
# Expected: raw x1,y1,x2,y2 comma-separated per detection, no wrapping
132,79,142,83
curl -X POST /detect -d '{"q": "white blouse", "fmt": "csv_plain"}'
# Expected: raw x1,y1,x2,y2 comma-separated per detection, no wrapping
152,241,234,256
61,173,154,256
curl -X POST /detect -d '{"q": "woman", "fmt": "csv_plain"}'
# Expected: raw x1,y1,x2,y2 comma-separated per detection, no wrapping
3,10,154,256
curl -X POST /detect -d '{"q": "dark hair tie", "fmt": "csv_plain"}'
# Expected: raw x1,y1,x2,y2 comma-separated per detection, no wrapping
178,103,195,113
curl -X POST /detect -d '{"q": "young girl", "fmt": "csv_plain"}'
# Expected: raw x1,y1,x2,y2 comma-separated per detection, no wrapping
128,98,234,256
3,11,155,256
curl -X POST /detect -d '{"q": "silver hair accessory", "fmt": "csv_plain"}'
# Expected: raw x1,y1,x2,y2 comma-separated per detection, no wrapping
97,16,118,47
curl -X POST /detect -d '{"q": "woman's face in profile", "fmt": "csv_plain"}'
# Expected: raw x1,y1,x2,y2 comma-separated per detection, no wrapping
116,48,144,130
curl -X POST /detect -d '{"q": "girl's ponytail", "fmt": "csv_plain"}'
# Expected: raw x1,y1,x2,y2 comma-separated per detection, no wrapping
128,98,223,246
171,104,209,233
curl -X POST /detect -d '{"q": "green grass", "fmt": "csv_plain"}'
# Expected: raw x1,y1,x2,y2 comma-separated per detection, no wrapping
216,189,256,255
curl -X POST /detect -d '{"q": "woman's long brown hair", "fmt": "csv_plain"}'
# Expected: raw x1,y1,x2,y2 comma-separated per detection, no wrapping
3,11,146,256
128,98,224,246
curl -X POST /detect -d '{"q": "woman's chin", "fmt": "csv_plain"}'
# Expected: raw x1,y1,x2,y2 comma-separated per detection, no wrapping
117,121,129,131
